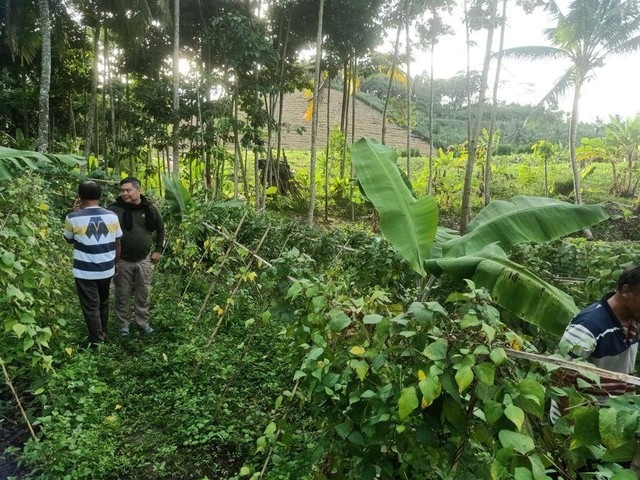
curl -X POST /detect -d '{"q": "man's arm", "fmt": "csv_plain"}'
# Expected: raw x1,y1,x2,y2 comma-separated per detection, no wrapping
63,216,74,244
115,238,121,274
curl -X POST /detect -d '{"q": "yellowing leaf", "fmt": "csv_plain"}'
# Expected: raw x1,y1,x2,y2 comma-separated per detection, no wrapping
247,272,257,282
421,397,429,409
418,369,426,381
350,346,365,355
65,347,73,356
213,305,224,316
39,228,47,238
105,415,117,422
38,203,49,211
115,404,123,410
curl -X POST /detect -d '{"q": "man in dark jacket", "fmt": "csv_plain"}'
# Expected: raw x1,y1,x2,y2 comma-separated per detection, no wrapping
109,177,165,335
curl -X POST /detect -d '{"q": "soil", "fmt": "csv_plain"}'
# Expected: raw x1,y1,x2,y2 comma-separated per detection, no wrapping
0,417,26,480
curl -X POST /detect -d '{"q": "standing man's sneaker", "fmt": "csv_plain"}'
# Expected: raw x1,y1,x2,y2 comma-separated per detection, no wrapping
141,324,154,335
119,327,129,336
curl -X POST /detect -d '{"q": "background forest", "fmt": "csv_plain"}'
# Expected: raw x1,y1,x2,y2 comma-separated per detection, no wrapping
3,0,640,479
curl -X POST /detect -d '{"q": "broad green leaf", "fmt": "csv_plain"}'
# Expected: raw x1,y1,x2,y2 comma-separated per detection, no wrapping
455,366,474,392
335,423,351,438
490,347,507,365
12,323,27,338
351,139,438,276
514,467,534,480
515,378,545,418
330,312,351,332
418,376,442,406
398,387,419,420
600,407,638,450
498,430,535,455
504,405,525,431
443,196,609,257
571,407,600,448
423,338,448,361
426,244,578,336
611,471,639,480
484,400,503,424
162,175,192,217
350,359,369,381
348,431,365,446
363,314,383,324
474,362,495,386
350,346,365,355
0,147,85,181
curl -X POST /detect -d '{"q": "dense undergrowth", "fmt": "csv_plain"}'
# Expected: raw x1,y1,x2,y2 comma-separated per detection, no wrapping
3,173,640,479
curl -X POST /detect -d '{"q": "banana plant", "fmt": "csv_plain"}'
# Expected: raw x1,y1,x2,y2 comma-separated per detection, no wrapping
351,138,609,336
0,147,85,181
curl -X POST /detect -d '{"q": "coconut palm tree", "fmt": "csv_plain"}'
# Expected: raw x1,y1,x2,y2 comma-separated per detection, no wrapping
503,0,640,207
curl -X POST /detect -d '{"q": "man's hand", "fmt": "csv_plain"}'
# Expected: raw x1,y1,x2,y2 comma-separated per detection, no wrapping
150,251,162,264
72,198,83,212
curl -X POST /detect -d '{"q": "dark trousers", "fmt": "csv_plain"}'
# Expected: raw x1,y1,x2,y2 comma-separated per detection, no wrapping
75,277,111,344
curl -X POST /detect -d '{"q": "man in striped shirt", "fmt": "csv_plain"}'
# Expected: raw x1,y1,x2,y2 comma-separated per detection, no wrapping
550,264,640,423
64,181,122,345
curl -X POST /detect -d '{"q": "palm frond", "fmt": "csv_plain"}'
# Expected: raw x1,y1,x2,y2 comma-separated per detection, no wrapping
501,45,568,61
524,69,575,128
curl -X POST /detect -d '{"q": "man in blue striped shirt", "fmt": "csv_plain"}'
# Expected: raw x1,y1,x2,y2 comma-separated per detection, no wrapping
550,264,640,423
64,181,122,345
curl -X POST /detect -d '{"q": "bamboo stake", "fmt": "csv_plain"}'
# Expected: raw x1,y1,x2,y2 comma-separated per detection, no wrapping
193,212,248,324
0,358,39,443
202,226,271,350
505,348,640,386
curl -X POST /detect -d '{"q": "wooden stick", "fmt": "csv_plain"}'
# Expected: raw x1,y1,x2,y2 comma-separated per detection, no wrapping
505,348,640,386
0,358,39,442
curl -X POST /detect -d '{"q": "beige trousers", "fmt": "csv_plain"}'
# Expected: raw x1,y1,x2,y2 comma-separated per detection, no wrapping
114,257,154,328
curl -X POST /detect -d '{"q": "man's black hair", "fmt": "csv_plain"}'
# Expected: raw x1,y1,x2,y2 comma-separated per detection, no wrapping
78,181,101,200
618,264,640,290
120,177,141,190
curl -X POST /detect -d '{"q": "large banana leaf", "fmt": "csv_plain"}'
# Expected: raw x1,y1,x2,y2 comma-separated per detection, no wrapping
443,196,609,257
0,147,85,180
162,174,192,217
425,244,578,336
351,138,438,276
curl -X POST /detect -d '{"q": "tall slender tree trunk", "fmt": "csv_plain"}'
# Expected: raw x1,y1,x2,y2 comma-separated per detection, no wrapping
308,0,324,227
109,33,117,175
83,24,100,171
102,28,108,172
405,10,412,179
569,81,583,205
464,0,472,143
233,95,240,200
37,0,51,153
69,92,76,139
484,0,507,206
324,79,331,222
382,23,402,145
172,0,180,177
427,35,435,194
460,0,497,231
340,62,350,179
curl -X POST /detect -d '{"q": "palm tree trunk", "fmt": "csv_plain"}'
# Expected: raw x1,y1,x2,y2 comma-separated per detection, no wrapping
340,62,350,179
460,0,497,231
382,23,402,145
172,0,180,177
484,0,507,206
37,0,51,153
308,0,325,227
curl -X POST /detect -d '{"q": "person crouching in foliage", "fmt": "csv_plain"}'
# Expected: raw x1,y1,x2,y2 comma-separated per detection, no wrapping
64,181,122,346
108,177,164,336
551,264,640,472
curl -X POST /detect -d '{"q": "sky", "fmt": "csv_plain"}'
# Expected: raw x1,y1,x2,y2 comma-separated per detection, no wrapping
408,2,640,123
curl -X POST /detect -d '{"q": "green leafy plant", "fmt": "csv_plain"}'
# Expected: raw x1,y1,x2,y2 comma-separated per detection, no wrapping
0,147,85,180
351,138,609,335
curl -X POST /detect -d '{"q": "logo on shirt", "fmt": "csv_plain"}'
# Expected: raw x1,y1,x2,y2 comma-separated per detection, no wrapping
86,216,109,241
